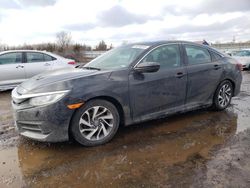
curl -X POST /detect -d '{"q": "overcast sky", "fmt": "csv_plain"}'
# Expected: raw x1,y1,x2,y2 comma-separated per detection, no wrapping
0,0,249,46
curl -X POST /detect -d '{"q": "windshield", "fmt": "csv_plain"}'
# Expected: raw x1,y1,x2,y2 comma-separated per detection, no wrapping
232,50,250,57
84,45,148,70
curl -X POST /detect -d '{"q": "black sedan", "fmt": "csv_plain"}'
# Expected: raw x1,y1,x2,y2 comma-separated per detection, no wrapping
12,41,242,146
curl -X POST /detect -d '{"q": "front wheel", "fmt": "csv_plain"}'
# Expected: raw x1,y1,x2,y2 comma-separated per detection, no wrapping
70,99,120,146
212,80,233,110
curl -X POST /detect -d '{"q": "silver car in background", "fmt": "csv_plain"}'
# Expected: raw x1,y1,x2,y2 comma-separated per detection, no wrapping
0,50,76,90
231,49,250,70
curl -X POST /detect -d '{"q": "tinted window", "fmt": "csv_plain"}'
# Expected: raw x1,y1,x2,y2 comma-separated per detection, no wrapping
142,44,181,69
210,51,222,61
26,53,45,63
44,54,54,61
0,53,22,65
185,45,211,65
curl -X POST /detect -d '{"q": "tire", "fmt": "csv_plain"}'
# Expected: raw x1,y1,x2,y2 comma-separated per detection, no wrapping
70,99,120,146
212,80,233,111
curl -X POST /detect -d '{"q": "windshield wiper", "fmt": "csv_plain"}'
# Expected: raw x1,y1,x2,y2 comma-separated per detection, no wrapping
76,65,101,71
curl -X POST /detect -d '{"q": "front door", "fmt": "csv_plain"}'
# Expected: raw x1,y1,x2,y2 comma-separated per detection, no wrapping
129,44,187,121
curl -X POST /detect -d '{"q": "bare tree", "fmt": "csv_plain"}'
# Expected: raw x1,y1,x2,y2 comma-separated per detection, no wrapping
0,39,4,51
56,31,72,52
95,40,107,51
73,43,81,55
109,43,113,50
0,41,8,52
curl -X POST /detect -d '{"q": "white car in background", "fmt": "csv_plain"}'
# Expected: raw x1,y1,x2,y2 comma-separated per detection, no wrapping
231,49,250,70
0,50,76,90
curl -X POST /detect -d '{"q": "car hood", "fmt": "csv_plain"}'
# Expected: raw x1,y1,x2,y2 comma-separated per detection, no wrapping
233,56,250,65
17,67,109,95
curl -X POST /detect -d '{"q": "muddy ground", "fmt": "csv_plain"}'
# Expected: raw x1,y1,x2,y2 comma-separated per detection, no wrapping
0,72,250,188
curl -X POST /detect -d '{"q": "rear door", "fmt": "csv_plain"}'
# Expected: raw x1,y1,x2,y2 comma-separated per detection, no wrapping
0,52,26,87
183,44,223,106
24,52,55,78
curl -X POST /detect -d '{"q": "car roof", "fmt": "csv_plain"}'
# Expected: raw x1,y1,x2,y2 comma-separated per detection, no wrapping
128,40,224,55
0,50,49,53
0,50,65,58
127,40,220,53
130,40,205,47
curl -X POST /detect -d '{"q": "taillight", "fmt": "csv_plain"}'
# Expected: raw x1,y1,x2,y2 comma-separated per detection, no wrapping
236,63,243,71
68,61,76,65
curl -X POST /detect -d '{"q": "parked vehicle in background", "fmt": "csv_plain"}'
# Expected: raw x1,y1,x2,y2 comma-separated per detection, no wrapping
231,49,250,70
12,41,242,146
0,50,76,90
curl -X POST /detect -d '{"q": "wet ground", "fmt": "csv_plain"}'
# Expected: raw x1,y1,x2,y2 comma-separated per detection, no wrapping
1,72,250,188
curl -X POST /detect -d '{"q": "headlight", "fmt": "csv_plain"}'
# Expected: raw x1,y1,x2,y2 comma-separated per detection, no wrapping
29,93,67,106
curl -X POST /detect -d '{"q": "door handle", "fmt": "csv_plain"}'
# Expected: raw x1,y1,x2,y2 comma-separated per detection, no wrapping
44,63,51,66
214,64,221,70
175,72,185,78
16,65,24,68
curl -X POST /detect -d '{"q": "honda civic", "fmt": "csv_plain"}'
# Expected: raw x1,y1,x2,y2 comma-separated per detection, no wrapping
12,41,242,146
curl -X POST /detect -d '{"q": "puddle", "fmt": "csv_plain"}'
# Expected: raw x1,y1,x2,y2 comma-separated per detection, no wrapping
1,110,238,187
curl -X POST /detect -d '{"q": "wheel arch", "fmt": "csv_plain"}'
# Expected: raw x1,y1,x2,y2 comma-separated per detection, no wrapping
211,78,235,111
68,95,125,138
86,96,125,126
221,78,235,96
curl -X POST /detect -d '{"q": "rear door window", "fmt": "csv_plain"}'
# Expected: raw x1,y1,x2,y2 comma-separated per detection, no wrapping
44,54,55,61
184,45,211,65
0,52,22,65
26,52,56,63
210,51,222,61
26,52,44,63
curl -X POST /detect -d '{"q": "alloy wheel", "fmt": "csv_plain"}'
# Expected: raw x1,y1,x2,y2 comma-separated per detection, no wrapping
218,83,232,108
79,106,114,141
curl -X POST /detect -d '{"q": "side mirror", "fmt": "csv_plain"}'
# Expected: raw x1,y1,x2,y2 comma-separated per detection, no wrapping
134,62,160,73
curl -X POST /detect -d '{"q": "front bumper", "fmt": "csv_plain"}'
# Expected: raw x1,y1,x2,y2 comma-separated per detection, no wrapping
12,99,74,142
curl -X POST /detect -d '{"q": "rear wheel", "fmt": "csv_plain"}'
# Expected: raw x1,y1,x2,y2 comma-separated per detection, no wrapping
212,80,233,110
70,99,120,146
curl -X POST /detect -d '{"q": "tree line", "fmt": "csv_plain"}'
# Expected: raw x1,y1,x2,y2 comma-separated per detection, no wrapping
0,31,113,62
